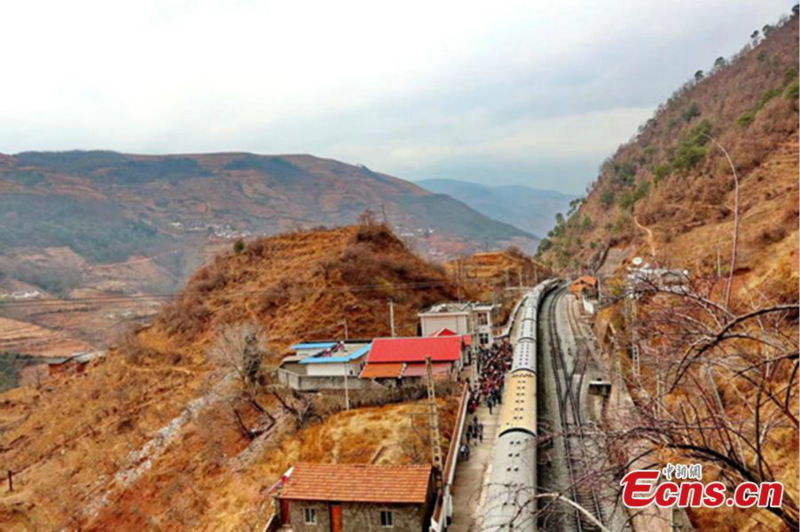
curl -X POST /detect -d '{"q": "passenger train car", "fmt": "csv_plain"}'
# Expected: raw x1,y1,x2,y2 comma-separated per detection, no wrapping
482,279,557,532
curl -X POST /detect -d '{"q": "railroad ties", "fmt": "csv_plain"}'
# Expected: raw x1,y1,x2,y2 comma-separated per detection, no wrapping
546,287,606,532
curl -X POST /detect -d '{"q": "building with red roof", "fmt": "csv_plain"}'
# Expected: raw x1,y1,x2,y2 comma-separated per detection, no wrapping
274,463,435,532
367,336,464,365
359,336,464,384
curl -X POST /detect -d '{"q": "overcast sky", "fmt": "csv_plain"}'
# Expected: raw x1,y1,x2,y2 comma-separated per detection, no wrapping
0,1,792,193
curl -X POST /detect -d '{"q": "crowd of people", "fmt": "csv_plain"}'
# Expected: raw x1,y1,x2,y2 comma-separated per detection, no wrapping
459,340,514,461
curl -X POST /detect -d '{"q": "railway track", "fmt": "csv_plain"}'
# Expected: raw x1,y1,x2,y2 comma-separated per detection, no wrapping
543,287,605,532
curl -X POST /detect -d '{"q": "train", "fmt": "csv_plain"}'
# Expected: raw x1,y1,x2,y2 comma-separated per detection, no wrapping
482,279,558,532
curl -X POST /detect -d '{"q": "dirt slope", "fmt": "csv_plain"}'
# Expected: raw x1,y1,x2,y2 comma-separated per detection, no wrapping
447,248,552,323
540,13,799,302
539,12,799,532
0,224,460,531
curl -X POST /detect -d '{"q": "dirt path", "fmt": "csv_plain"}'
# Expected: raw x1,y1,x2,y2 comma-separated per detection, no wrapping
633,215,656,257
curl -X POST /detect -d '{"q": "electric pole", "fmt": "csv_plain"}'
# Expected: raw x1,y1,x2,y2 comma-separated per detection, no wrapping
389,299,396,337
344,366,350,411
343,319,349,340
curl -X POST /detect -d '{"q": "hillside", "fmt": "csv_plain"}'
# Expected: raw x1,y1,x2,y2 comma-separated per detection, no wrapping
0,224,464,531
447,249,552,325
540,14,799,298
0,151,535,299
418,178,575,238
539,13,799,532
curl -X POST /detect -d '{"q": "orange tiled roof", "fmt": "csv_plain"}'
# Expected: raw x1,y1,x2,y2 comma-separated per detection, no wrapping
279,463,432,503
360,362,404,378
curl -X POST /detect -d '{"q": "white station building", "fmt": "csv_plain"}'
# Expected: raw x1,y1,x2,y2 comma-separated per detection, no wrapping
418,301,498,346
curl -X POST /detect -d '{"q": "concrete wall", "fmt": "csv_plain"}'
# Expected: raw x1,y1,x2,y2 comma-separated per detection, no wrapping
277,369,379,392
305,360,363,377
420,314,469,337
288,500,428,532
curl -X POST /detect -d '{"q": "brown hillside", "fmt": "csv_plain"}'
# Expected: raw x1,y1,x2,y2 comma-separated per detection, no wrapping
447,248,552,323
0,224,460,531
541,13,799,304
539,12,799,532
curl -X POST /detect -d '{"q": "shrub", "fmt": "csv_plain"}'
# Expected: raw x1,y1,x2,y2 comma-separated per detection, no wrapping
737,111,756,128
618,190,635,211
784,80,799,101
610,161,637,186
672,145,707,170
682,102,700,122
654,164,671,184
537,238,552,254
634,181,651,202
670,120,712,170
233,239,245,253
755,87,781,111
783,67,797,87
600,188,615,208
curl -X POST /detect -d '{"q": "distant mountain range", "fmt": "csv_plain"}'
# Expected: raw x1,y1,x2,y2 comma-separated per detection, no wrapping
416,178,577,238
0,151,536,296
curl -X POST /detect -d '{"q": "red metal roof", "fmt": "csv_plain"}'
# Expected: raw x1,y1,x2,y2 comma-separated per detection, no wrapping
278,463,432,503
367,336,463,364
431,327,457,336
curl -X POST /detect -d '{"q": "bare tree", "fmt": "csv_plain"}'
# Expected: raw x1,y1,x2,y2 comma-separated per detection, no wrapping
209,322,275,438
617,275,799,530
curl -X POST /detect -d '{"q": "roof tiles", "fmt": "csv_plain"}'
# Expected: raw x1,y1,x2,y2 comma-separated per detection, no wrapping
278,463,432,503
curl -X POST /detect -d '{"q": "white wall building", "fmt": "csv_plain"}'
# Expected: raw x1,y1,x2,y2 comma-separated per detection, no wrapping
278,341,371,391
418,301,498,346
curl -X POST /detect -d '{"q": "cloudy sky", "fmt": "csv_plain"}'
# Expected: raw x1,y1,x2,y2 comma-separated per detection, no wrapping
0,0,792,193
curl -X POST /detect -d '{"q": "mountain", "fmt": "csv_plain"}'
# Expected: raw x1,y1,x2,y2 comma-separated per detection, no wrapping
416,178,576,238
0,224,467,531
0,152,536,297
540,13,798,297
539,13,799,532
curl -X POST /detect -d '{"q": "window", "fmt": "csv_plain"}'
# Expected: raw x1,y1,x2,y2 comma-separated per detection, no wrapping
380,510,394,527
479,333,489,345
477,312,488,326
304,508,317,525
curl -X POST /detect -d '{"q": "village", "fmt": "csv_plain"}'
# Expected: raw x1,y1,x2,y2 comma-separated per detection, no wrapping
259,275,604,532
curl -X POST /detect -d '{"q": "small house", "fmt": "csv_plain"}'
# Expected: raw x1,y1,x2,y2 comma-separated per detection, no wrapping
360,336,465,384
278,341,371,391
570,276,598,298
274,463,435,532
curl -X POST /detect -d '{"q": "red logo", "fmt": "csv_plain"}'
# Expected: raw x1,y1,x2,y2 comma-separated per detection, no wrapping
620,469,784,509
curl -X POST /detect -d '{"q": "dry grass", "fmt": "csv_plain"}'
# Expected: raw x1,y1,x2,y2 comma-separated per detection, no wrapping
0,223,463,531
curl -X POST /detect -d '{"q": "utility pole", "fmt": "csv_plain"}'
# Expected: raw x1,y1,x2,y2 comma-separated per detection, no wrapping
380,202,389,225
343,319,349,340
426,356,444,487
389,299,396,337
517,268,522,288
344,366,350,411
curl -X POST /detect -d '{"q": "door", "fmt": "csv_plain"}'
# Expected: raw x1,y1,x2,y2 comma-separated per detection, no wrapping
280,500,291,525
330,504,343,532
